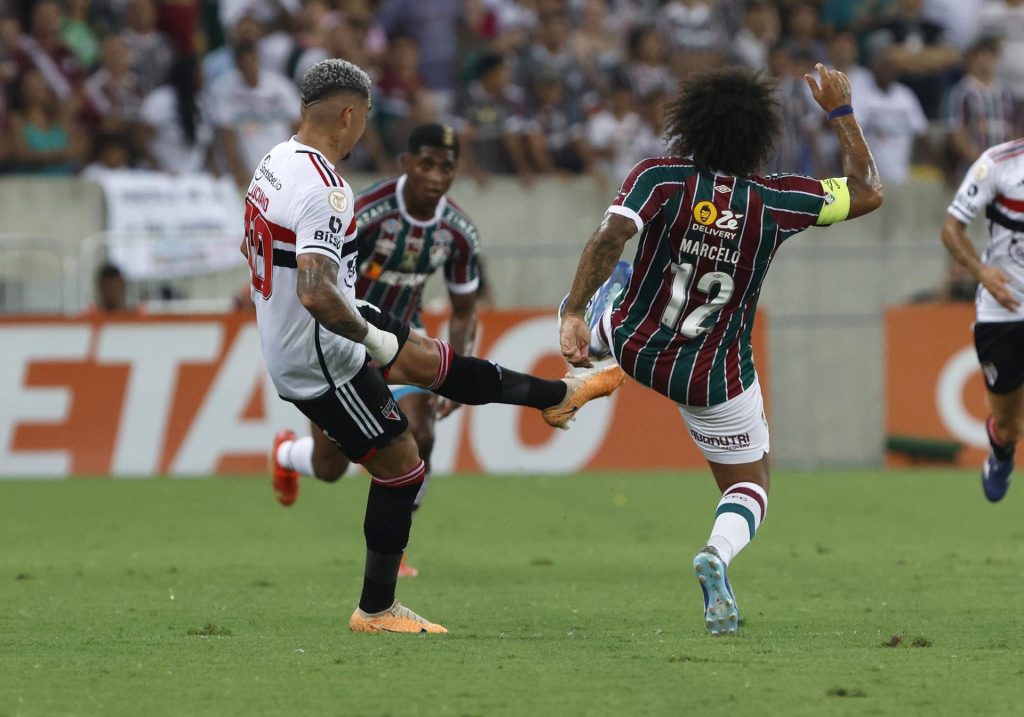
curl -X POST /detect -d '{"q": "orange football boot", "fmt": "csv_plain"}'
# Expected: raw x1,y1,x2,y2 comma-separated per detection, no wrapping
398,555,419,578
271,429,299,506
348,602,447,634
542,364,627,429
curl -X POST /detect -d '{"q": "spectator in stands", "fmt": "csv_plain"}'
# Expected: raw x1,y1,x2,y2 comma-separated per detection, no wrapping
377,0,463,113
626,25,675,100
947,37,1018,177
81,130,131,177
857,44,929,185
0,15,19,121
923,0,984,50
455,52,537,186
765,44,817,174
374,34,432,158
731,0,780,72
657,0,728,76
527,71,591,176
208,41,300,187
120,0,173,95
138,55,213,174
7,66,84,174
783,0,828,61
14,1,84,105
518,5,591,109
821,0,895,33
979,0,1024,102
82,34,142,132
571,0,623,89
88,262,133,314
865,0,961,118
218,0,299,35
62,0,99,69
203,13,264,85
586,75,656,183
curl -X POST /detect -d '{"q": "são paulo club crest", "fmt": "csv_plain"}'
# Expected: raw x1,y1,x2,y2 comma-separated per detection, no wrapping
381,397,401,421
1009,238,1024,268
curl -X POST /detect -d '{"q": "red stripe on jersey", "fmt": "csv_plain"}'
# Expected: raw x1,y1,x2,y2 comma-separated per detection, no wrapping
616,157,693,200
346,216,357,235
993,147,1024,163
246,199,297,245
307,154,331,185
998,194,1024,213
355,178,400,211
992,138,1024,159
316,155,343,186
724,334,741,399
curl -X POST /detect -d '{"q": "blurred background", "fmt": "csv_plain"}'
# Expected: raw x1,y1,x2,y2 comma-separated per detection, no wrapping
0,0,1016,470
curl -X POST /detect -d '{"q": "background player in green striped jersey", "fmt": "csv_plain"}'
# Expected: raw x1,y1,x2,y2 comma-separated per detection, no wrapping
559,65,884,635
277,124,481,577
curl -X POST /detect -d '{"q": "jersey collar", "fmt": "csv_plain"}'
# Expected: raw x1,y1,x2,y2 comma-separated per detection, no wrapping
396,173,447,228
289,136,339,171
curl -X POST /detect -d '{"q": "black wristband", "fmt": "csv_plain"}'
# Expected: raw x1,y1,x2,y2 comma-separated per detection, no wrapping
826,104,854,120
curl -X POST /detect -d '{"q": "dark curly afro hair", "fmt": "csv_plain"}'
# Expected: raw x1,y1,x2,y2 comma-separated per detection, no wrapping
665,67,780,177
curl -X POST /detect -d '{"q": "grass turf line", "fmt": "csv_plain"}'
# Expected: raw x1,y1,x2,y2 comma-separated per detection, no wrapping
1,471,1022,716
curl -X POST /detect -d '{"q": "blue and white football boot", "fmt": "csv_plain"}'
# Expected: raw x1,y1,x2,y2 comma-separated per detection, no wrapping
982,416,1014,503
693,546,739,636
558,260,632,360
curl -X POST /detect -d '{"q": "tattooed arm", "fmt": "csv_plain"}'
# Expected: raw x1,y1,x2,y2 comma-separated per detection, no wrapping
804,63,884,218
296,253,399,363
559,212,636,367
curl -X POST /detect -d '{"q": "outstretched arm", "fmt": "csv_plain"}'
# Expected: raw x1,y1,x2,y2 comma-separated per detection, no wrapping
560,212,636,367
804,63,883,219
295,253,399,363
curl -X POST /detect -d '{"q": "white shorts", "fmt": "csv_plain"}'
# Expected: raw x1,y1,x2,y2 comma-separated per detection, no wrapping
678,378,770,464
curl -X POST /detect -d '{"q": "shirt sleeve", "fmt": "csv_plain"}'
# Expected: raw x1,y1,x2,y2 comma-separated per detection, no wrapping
757,173,842,233
293,183,357,264
948,152,998,225
444,221,481,295
607,158,687,234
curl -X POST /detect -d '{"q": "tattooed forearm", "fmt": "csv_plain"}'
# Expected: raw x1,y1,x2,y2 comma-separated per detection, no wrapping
831,114,883,217
564,213,636,315
296,253,368,342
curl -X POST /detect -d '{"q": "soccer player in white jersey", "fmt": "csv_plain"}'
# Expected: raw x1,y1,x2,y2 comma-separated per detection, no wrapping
558,65,883,635
245,59,623,634
942,136,1024,502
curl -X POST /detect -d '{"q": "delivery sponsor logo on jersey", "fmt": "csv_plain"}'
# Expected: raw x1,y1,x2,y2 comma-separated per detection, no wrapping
691,200,744,241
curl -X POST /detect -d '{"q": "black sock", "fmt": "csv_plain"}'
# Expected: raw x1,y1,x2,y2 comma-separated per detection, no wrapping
434,355,567,409
358,481,420,613
990,429,1016,462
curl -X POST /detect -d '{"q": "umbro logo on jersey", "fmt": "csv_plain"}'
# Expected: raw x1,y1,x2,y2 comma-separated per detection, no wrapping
714,184,732,194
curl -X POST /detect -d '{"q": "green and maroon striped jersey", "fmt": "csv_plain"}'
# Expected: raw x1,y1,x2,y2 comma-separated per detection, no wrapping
354,175,480,327
607,157,850,407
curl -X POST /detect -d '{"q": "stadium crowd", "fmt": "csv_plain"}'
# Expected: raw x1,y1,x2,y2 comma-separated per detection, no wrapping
0,0,1021,188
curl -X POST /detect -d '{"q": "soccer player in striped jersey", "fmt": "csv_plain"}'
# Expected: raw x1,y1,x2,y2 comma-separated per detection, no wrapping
253,59,625,634
352,124,479,576
942,135,1024,502
559,65,884,635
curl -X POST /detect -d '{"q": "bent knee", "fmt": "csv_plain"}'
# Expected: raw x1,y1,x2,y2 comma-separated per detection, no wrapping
312,452,349,483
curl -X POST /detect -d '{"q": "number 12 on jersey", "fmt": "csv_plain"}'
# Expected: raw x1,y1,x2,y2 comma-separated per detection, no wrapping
661,262,734,338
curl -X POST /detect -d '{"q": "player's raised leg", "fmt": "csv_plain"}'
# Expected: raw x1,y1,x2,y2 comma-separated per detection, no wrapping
982,386,1024,502
682,381,770,636
394,387,436,576
272,422,351,505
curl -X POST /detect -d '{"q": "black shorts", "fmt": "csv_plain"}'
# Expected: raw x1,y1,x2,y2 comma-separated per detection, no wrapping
974,320,1024,394
289,303,413,462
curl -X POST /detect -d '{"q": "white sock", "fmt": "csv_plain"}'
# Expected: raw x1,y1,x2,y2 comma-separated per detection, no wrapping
706,482,767,566
277,436,315,477
590,307,611,355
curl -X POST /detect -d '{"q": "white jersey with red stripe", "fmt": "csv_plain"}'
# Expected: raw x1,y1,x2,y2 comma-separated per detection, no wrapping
948,137,1024,323
245,136,362,400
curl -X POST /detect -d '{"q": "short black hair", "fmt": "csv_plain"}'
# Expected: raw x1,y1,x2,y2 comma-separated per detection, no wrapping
97,262,124,281
408,123,460,159
232,39,258,62
966,35,1001,59
475,52,505,79
665,67,780,177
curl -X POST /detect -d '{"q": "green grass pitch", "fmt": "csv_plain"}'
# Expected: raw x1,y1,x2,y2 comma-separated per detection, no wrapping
2,470,1023,716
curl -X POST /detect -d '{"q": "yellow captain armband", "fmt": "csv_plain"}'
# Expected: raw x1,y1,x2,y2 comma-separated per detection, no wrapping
816,177,851,226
